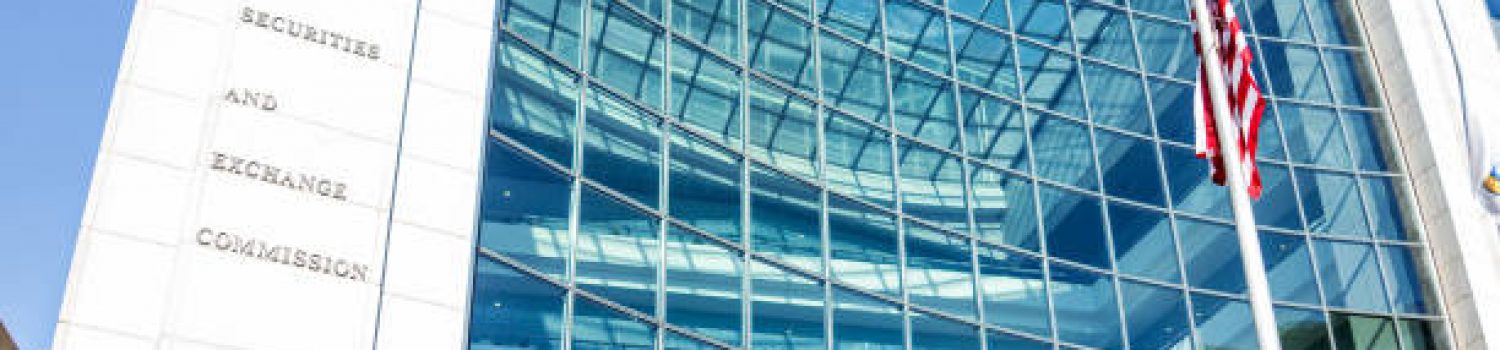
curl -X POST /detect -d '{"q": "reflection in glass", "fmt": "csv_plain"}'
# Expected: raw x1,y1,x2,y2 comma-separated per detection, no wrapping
1050,262,1122,349
970,165,1041,251
824,112,895,206
749,79,819,179
576,188,660,315
828,195,902,297
479,141,572,279
671,41,742,145
750,165,824,272
665,226,743,346
1314,240,1390,313
751,261,826,350
1330,313,1399,350
670,128,743,243
571,297,656,349
584,86,661,208
1276,306,1333,350
898,141,969,231
1177,218,1246,294
491,35,579,166
905,222,976,317
469,259,565,349
1039,186,1109,269
910,312,980,350
1260,232,1321,305
1108,203,1180,283
833,288,904,350
1119,280,1192,350
976,244,1050,337
1191,293,1258,350
590,0,665,109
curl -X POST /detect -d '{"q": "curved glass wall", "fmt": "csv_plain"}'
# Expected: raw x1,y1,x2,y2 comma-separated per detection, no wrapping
469,0,1447,348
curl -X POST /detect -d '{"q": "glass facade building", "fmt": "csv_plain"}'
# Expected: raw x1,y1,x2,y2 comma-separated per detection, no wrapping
467,0,1444,348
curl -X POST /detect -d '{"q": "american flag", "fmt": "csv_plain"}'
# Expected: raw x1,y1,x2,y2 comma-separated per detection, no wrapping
1193,0,1266,199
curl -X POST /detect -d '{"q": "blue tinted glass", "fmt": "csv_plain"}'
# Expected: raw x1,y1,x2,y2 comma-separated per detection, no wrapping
970,165,1041,251
1297,169,1371,237
1245,0,1315,41
1381,246,1431,314
662,330,719,350
670,128,743,243
748,1,816,92
750,165,824,272
614,0,663,20
1011,0,1073,49
1344,112,1391,172
1119,281,1193,350
885,0,952,72
571,297,656,349
1149,78,1195,145
1132,0,1187,20
590,0,666,109
987,331,1052,350
899,141,969,231
1324,49,1374,106
751,261,826,350
500,0,583,66
891,63,961,149
1049,262,1123,349
1254,163,1304,230
905,222,977,316
1330,313,1399,350
1191,294,1259,350
1260,232,1322,305
671,42,743,145
492,35,579,167
911,313,980,350
1017,43,1088,117
1082,62,1150,133
469,258,565,349
1305,0,1355,45
828,195,902,296
1362,176,1412,241
950,0,1009,29
832,288,905,350
1108,203,1181,283
820,0,883,45
821,33,890,122
1030,112,1099,190
1276,307,1333,350
952,19,1020,97
1134,18,1195,80
1039,186,1110,269
1313,240,1390,312
584,86,662,208
1095,130,1166,206
961,89,1029,171
1163,144,1232,219
479,141,574,279
824,112,896,206
1256,104,1288,161
576,188,660,315
673,0,739,58
1279,103,1353,168
1258,41,1333,103
1071,1,1139,68
749,79,819,179
1399,320,1442,350
976,244,1050,336
1177,218,1247,294
665,226,743,345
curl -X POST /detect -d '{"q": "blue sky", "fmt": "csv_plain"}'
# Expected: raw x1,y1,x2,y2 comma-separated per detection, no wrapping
0,0,134,348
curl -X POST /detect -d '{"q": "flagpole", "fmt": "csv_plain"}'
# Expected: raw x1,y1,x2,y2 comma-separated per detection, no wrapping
1187,0,1282,348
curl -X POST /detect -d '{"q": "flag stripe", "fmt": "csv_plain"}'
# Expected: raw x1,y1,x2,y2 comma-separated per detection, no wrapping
1193,0,1266,199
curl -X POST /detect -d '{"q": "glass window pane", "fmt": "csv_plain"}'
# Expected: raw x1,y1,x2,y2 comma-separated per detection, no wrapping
1177,218,1246,294
1018,43,1087,117
824,112,896,206
670,128,744,243
1324,49,1375,107
892,63,961,150
1297,169,1371,237
1259,41,1333,103
1134,18,1195,80
1313,239,1390,313
1280,103,1353,169
1381,246,1432,314
820,33,890,122
1305,0,1356,45
1095,130,1166,206
1108,203,1181,283
987,331,1052,350
571,297,657,349
1071,1,1139,68
499,0,583,66
665,226,743,346
1039,186,1110,269
1362,176,1413,241
952,20,1020,97
672,42,743,146
1276,306,1333,350
1131,0,1187,20
615,0,663,20
1049,262,1123,349
1163,144,1233,219
577,188,660,315
950,0,1009,30
1260,232,1322,305
1030,112,1098,190
1010,0,1073,49
1398,320,1442,350
885,0,952,73
976,244,1050,336
1330,313,1399,350
469,258,566,349
1257,106,1288,161
751,260,826,350
820,0,883,46
1246,0,1315,41
584,86,662,208
899,141,969,231
1191,294,1259,350
1082,62,1150,134
1254,163,1304,230
828,195,902,296
970,165,1041,251
961,89,1029,171
673,0,739,58
911,313,981,350
748,1,817,92
479,141,574,279
832,288,905,350
663,330,719,350
749,79,819,179
1345,112,1394,172
1119,281,1193,350
905,222,977,316
750,165,824,272
492,35,580,167
590,0,666,109
1150,78,1195,145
